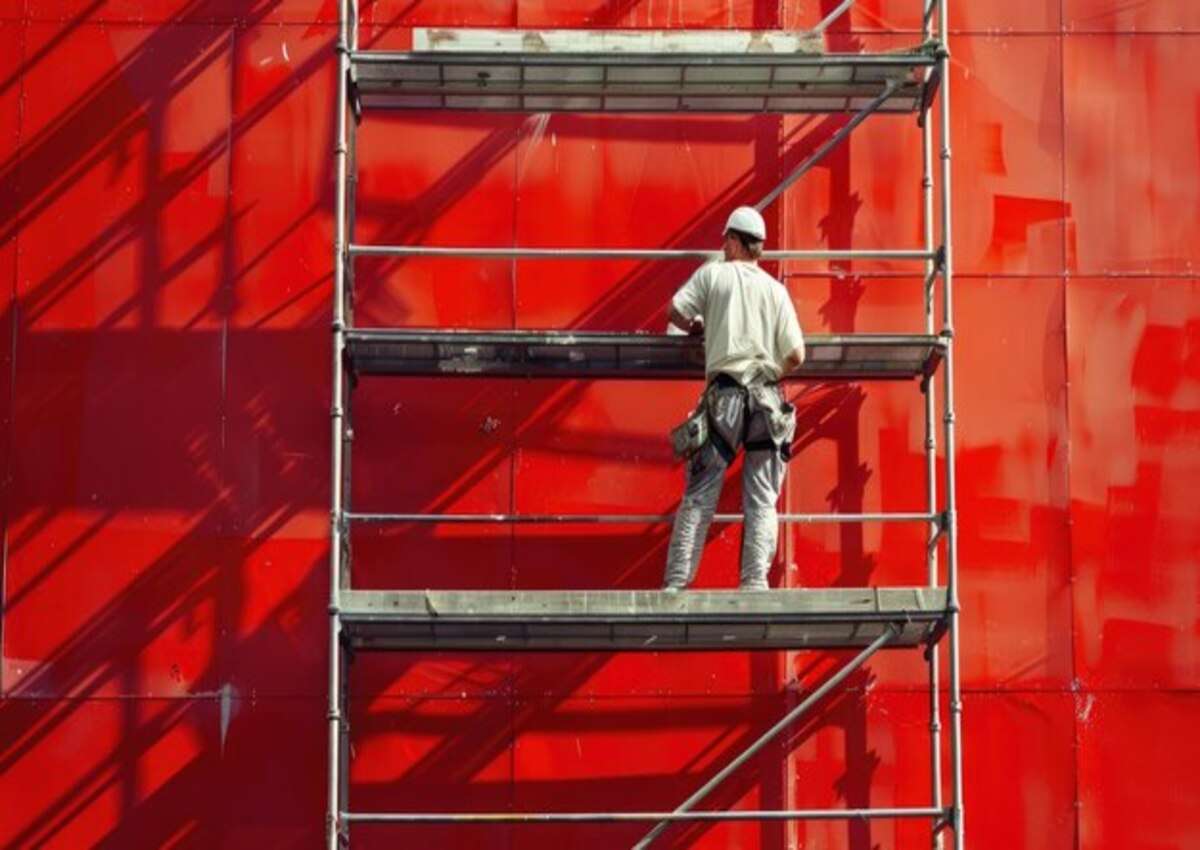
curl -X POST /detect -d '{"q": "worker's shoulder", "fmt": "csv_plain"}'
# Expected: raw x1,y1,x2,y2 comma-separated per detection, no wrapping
688,258,725,285
752,266,789,297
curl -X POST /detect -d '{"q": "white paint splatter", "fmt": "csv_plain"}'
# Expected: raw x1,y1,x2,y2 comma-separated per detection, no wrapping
219,683,236,756
1075,693,1095,725
517,113,551,184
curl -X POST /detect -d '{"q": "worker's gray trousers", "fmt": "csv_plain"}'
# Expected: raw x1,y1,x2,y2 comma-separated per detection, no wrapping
663,384,788,590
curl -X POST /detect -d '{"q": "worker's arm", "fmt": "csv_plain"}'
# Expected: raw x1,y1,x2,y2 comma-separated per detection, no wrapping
667,304,704,336
668,265,710,335
776,298,805,375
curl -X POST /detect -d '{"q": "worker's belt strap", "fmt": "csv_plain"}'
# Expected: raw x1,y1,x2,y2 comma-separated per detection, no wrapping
711,373,745,390
710,429,738,464
705,374,793,461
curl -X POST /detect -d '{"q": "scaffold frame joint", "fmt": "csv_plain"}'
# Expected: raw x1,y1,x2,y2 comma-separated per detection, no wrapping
934,806,956,833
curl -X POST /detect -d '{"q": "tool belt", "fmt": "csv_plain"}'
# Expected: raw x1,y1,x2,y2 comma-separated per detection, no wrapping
670,373,796,461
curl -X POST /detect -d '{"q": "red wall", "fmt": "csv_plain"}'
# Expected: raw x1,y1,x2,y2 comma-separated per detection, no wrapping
2,1,1198,848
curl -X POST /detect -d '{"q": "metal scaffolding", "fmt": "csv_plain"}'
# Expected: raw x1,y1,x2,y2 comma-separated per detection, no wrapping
327,1,963,848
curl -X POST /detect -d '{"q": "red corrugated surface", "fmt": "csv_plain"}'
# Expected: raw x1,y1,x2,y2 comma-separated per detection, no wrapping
1,2,1198,848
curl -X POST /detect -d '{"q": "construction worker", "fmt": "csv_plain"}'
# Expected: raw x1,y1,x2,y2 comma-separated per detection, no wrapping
663,206,805,591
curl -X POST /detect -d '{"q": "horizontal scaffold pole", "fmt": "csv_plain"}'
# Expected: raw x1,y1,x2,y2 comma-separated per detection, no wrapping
342,806,946,824
345,512,938,525
348,245,936,262
350,49,936,68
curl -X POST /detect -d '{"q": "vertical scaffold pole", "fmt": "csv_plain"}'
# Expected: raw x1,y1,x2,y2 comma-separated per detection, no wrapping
936,1,966,847
327,1,352,848
922,3,944,847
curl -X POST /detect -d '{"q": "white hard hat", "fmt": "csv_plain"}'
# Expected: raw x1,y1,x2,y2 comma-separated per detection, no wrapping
724,206,766,242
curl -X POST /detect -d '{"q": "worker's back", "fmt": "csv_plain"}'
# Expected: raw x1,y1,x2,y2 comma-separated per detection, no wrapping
673,259,803,385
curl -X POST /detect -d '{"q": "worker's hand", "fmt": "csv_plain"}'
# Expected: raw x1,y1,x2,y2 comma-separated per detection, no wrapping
687,316,705,336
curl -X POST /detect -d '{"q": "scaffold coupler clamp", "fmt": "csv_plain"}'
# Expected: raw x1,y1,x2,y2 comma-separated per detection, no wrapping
350,75,363,122
919,38,950,61
933,805,956,834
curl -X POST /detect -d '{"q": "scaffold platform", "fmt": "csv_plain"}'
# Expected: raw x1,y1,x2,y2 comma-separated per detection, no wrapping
350,29,940,114
339,587,948,651
345,329,945,381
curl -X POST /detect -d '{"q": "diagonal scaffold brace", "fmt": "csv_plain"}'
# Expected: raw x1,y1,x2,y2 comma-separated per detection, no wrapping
630,621,904,849
755,78,903,213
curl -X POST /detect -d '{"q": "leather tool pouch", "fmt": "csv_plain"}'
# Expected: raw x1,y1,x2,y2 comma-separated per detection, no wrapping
670,402,709,460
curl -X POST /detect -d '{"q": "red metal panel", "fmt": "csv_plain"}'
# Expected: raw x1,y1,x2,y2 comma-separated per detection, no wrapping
510,692,801,850
511,110,773,327
350,694,513,849
957,691,1078,850
789,708,935,848
350,377,516,590
5,19,232,696
19,2,219,23
774,33,921,277
1067,277,1200,690
0,20,18,159
0,697,204,848
19,0,331,26
781,0,1060,32
511,380,691,593
779,375,930,592
213,696,329,846
363,0,517,29
505,0,1063,33
951,276,1072,689
357,2,518,50
1065,0,1200,32
1077,692,1200,850
950,35,1067,277
2,518,230,696
16,20,232,330
784,687,939,850
355,111,523,330
219,538,328,696
20,0,339,26
1064,35,1200,274
353,651,514,700
517,0,768,28
782,34,1066,278
229,22,336,332
0,696,325,848
0,20,20,630
512,111,779,326
494,650,791,701
223,22,336,693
